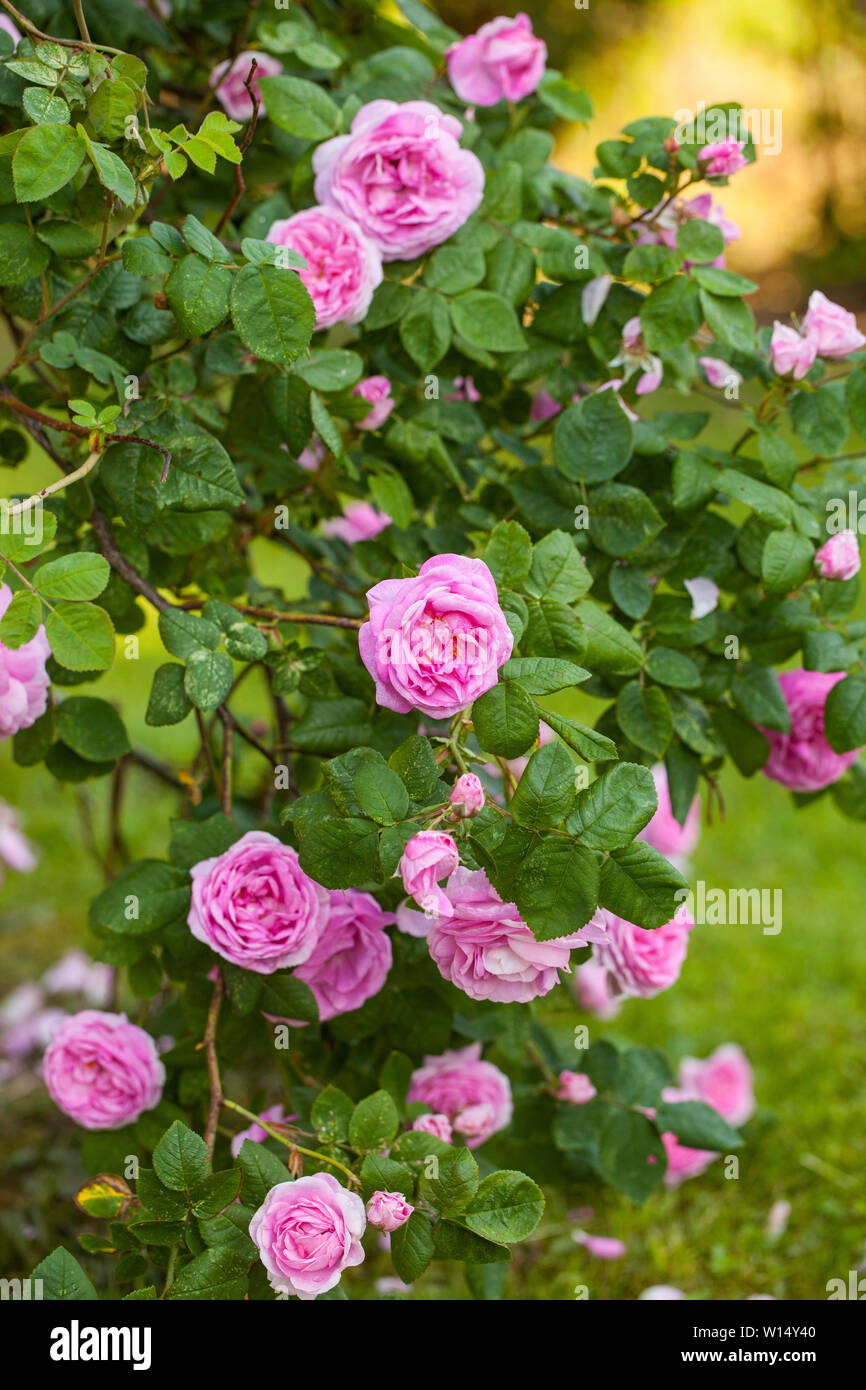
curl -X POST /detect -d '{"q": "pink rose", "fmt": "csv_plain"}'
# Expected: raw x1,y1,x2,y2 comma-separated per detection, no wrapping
0,800,35,877
556,1071,597,1105
801,290,866,359
769,322,816,380
5,1006,66,1059
592,909,693,999
353,375,394,430
449,772,485,818
322,500,391,545
530,390,562,422
43,1010,164,1130
573,958,621,1020
291,888,393,1021
365,1190,414,1231
188,831,330,974
699,138,748,177
398,832,460,917
407,1042,512,1148
211,51,283,121
760,669,860,792
639,764,700,859
0,583,51,740
313,100,485,260
699,356,742,391
445,376,481,403
359,553,513,719
42,949,112,1005
265,206,382,330
411,1112,453,1143
249,1173,366,1299
296,438,325,472
446,13,547,107
814,529,860,581
395,898,433,938
678,1044,755,1128
230,1104,293,1158
426,865,595,1003
574,1232,627,1260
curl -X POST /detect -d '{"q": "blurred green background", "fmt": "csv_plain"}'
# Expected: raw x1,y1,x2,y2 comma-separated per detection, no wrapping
1,0,865,1301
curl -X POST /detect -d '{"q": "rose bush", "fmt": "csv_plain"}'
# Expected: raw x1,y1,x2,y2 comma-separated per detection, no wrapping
0,0,863,1302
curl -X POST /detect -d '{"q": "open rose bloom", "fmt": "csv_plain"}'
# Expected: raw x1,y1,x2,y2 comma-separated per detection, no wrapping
313,100,484,260
44,1010,165,1130
760,669,860,792
249,1174,366,1299
211,51,282,121
0,582,51,739
266,206,382,330
188,831,330,973
446,13,547,106
408,1042,512,1148
359,554,513,719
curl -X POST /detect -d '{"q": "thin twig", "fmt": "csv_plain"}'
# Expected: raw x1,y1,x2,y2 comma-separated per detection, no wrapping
202,974,224,1163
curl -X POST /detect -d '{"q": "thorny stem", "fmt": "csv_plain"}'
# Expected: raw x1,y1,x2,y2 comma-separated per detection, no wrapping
202,974,224,1163
222,1098,361,1186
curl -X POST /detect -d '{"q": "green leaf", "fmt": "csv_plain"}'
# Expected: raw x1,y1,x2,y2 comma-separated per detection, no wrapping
484,520,532,589
566,762,657,849
515,835,599,940
0,221,49,285
731,665,790,733
295,350,363,391
146,663,193,726
420,1146,479,1215
616,679,673,756
153,1121,209,1193
184,649,234,711
399,292,452,369
82,136,136,206
33,553,110,601
55,696,130,761
433,1220,511,1264
258,972,319,1024
575,600,643,674
292,697,372,753
599,841,687,928
31,1246,97,1300
464,1171,544,1243
699,288,755,352
639,276,702,351
236,1139,289,1208
360,1154,415,1202
391,1211,435,1283
644,647,702,689
501,656,590,694
655,1099,743,1151
311,1086,355,1144
588,483,663,557
525,529,592,601
182,213,232,264
597,1108,665,1203
472,680,539,758
258,74,339,139
824,673,866,753
192,1170,244,1218
677,218,725,263
388,736,440,802
230,262,315,367
554,392,633,484
790,386,848,457
166,255,232,337
0,587,41,648
169,1248,249,1300
353,763,410,826
348,1090,400,1151
89,859,190,935
712,706,769,776
450,290,525,351
158,607,221,659
510,741,577,828
761,529,814,592
161,436,244,512
369,469,413,529
13,123,85,201
537,72,593,122
692,265,758,296
45,602,114,671
297,816,380,888
540,707,618,763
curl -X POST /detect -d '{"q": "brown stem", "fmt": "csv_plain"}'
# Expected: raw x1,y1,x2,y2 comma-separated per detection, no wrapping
202,974,224,1162
214,59,261,236
218,708,234,816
